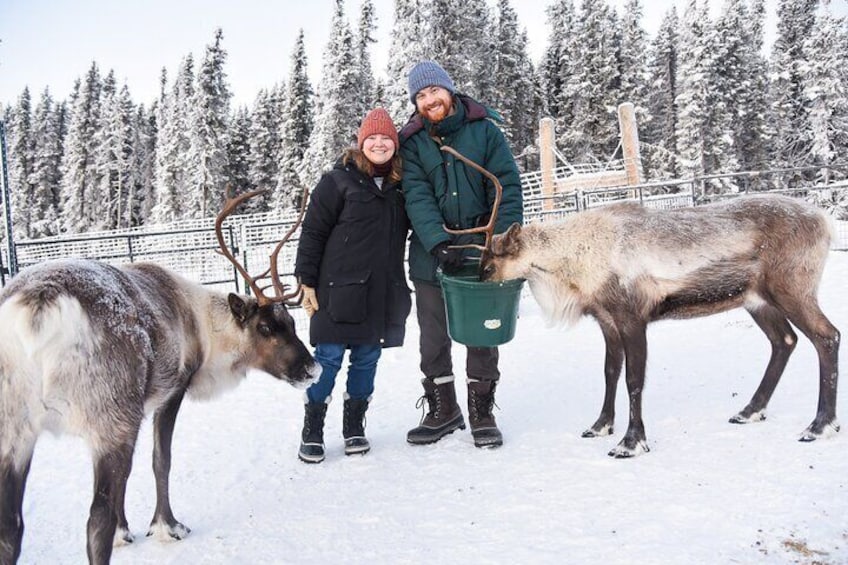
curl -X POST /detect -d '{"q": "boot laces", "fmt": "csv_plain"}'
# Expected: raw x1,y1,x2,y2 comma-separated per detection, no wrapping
415,390,439,423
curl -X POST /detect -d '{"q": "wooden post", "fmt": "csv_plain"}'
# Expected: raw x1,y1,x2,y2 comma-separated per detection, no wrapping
618,103,643,186
539,117,555,211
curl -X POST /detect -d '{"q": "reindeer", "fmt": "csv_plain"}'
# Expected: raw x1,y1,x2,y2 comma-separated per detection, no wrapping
441,147,840,458
0,189,320,564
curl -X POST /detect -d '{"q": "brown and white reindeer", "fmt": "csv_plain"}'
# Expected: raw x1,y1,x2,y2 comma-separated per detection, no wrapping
439,146,840,458
476,194,840,457
0,189,320,564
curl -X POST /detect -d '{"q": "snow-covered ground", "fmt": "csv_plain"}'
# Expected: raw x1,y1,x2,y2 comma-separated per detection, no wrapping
16,252,848,564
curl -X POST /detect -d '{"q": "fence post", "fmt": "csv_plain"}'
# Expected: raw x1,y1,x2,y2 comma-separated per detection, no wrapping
0,121,18,280
539,117,556,211
618,103,643,187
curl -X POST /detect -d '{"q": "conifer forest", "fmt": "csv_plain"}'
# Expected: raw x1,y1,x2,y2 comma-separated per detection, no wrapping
2,0,847,240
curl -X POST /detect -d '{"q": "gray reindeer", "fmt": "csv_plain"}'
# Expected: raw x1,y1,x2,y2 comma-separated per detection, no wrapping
0,190,320,564
476,194,840,457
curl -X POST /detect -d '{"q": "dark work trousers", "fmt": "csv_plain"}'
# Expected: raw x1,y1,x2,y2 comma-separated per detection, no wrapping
413,280,500,382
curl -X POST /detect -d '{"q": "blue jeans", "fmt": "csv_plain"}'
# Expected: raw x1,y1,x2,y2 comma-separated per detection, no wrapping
306,343,383,403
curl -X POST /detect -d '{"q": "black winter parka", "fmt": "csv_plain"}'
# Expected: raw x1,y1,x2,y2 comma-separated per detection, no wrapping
295,160,411,348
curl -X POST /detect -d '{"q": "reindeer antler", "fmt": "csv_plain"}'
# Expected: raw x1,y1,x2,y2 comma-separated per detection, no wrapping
215,187,309,307
439,145,503,252
268,187,309,306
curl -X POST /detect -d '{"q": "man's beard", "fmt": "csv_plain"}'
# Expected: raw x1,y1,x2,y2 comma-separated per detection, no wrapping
423,102,449,123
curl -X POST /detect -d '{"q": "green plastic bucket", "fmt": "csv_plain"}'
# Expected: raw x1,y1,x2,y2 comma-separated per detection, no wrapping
438,265,525,347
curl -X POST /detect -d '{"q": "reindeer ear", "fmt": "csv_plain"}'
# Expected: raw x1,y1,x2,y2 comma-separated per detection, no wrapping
228,293,258,326
502,223,523,255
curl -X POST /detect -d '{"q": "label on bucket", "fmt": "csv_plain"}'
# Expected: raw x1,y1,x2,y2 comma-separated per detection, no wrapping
483,319,502,330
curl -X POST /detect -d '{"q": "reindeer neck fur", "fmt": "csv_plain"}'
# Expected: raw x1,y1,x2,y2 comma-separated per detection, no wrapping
518,212,618,326
182,286,254,400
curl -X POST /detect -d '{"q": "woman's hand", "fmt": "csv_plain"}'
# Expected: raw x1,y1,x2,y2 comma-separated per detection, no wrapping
302,286,319,317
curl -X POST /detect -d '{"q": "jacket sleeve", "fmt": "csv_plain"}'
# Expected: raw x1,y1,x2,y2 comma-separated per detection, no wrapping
484,122,524,233
294,173,344,287
401,139,451,254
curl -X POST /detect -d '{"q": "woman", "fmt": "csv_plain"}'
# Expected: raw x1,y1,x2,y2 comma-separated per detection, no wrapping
294,107,411,463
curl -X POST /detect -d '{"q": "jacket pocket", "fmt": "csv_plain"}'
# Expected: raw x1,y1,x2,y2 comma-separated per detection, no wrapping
327,270,371,323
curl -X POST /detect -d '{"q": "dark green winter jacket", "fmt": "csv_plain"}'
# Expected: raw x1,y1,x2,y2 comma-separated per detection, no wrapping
399,94,523,283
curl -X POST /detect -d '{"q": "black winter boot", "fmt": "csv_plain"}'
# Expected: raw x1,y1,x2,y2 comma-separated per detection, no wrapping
343,396,371,455
407,377,466,445
298,401,328,463
468,379,503,448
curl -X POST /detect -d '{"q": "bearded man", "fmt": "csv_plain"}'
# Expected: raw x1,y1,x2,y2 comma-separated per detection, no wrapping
399,60,524,448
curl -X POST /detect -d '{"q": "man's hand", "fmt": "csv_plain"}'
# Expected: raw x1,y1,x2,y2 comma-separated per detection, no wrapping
302,285,319,317
433,242,464,275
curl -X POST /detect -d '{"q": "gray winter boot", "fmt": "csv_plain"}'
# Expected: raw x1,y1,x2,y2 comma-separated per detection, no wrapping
407,376,466,445
299,401,328,463
343,396,371,455
467,379,503,448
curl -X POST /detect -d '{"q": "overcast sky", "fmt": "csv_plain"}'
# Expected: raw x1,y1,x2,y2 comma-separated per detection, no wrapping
1,0,844,109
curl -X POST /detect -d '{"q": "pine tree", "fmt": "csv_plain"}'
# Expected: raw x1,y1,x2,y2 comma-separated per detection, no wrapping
60,62,102,233
276,30,314,209
618,0,650,119
185,28,232,218
802,2,848,169
769,0,820,168
9,87,35,239
302,0,360,186
642,8,681,181
96,77,136,229
130,104,156,226
226,105,253,196
30,88,63,237
538,0,579,143
354,0,378,120
247,87,281,212
429,0,492,99
384,0,432,123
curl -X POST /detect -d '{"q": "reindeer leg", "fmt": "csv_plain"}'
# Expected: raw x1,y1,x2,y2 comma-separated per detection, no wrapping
731,304,797,424
113,471,134,546
583,317,623,438
778,298,840,441
609,321,650,458
147,390,191,541
0,450,34,564
87,442,136,565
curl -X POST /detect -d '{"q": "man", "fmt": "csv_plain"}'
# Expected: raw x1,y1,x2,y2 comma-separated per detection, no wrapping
399,60,524,448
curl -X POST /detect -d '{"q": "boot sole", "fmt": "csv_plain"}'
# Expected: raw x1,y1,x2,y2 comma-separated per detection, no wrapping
407,420,467,445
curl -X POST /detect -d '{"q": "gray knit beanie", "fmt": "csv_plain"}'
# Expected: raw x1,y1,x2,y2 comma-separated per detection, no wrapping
407,60,456,104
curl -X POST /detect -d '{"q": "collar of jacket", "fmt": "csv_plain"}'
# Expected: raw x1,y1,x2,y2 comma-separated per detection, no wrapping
332,159,397,195
399,93,499,142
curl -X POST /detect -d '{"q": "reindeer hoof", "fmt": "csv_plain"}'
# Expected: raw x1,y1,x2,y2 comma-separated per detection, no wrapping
113,527,134,546
582,423,613,438
729,410,766,424
607,439,650,458
147,521,191,541
799,419,840,442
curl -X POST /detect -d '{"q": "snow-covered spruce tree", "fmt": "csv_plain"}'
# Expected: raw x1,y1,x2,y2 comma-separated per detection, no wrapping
642,7,681,182
226,105,253,195
246,87,282,213
30,88,63,237
802,2,848,171
185,28,232,218
354,0,378,121
491,0,538,169
384,0,432,123
618,0,650,124
95,76,136,230
301,0,360,186
564,0,622,163
60,62,102,233
275,29,313,209
768,0,820,169
538,0,579,155
428,0,492,100
9,87,35,239
130,103,156,226
675,0,714,182
152,59,193,223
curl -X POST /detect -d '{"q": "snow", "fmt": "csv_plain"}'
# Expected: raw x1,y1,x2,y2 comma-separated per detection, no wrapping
17,252,848,564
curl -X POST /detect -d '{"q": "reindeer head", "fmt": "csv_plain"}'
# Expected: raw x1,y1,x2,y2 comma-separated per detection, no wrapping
216,187,320,387
479,223,526,282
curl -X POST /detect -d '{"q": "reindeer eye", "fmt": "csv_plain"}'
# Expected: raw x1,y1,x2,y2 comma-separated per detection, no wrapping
258,323,273,337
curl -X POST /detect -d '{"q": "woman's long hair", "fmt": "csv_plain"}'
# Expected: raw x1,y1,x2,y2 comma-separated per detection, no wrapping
342,147,403,183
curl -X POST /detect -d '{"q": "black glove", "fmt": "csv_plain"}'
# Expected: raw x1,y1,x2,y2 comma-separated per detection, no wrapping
433,242,465,274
